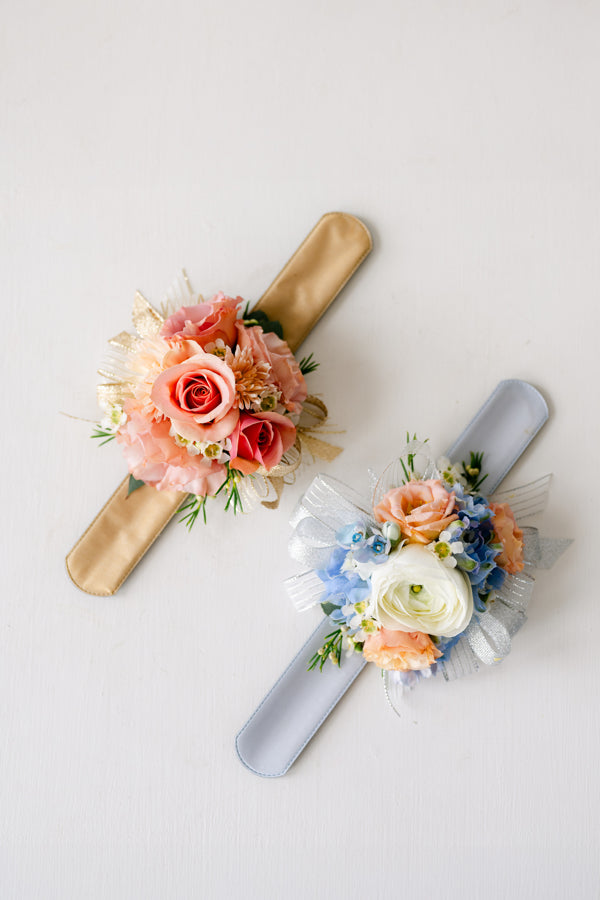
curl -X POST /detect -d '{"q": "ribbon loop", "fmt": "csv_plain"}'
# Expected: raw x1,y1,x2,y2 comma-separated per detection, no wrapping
490,473,552,519
466,611,512,665
372,441,437,508
284,570,326,613
438,638,481,683
290,474,373,532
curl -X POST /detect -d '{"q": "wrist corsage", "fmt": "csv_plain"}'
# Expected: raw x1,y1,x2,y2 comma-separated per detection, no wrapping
66,212,372,595
286,437,570,711
95,280,334,521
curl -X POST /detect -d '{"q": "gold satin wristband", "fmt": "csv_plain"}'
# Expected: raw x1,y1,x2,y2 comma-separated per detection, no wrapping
255,212,372,352
66,212,372,596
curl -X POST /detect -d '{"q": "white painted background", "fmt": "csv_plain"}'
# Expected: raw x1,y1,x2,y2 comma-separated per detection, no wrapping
2,1,598,897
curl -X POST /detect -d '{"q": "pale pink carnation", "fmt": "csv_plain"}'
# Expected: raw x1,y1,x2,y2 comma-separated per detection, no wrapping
116,401,226,495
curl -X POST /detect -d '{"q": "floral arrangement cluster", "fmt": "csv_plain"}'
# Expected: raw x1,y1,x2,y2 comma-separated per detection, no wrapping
94,286,320,522
306,443,525,679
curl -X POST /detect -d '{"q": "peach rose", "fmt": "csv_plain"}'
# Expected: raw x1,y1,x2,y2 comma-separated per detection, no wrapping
236,323,307,414
160,293,240,348
150,342,239,443
489,502,524,574
117,403,226,494
374,479,458,544
229,411,296,475
362,628,442,672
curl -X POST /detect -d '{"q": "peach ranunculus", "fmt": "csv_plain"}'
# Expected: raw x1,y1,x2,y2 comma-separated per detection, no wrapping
489,502,524,574
160,293,240,348
117,402,226,494
229,411,296,475
374,479,458,544
150,341,239,443
235,323,307,414
362,628,442,672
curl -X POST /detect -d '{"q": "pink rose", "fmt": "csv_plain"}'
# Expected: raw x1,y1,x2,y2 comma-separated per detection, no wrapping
117,403,226,495
160,292,240,348
374,479,458,544
362,628,442,672
229,411,296,475
236,323,307,414
151,341,238,442
489,502,524,574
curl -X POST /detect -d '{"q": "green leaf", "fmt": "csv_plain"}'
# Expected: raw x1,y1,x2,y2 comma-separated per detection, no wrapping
127,475,146,496
242,306,284,339
261,320,283,338
321,601,339,617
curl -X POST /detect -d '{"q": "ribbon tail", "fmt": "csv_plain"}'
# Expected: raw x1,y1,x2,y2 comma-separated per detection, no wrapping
299,433,343,462
261,476,285,511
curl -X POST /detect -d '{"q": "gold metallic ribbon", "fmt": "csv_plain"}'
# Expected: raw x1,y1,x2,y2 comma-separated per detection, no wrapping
241,395,343,512
66,212,372,596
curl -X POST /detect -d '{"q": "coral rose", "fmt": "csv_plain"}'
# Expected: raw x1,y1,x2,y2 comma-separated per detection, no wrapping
117,403,226,494
160,293,240,348
236,323,307,414
374,479,458,544
362,628,442,672
150,342,239,443
489,502,524,574
229,411,296,475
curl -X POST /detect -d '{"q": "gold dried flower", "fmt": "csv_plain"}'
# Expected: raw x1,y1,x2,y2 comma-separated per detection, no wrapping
226,346,278,410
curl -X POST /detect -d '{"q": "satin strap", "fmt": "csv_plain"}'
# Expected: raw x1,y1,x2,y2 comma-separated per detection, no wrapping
66,212,372,596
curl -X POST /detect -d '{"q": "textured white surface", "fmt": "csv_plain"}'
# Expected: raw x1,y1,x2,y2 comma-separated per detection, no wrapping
1,1,598,897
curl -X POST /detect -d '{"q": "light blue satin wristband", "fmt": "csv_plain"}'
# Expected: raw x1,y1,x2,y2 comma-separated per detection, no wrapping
236,379,549,777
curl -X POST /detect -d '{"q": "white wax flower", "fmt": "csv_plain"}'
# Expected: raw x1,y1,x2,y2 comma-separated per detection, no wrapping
370,544,473,637
436,455,467,488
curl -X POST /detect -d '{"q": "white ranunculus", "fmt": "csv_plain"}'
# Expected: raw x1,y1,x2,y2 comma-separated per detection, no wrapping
370,544,473,637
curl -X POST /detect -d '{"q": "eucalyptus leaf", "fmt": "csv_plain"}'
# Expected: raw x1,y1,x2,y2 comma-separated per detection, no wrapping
242,306,284,339
127,475,146,496
321,601,339,617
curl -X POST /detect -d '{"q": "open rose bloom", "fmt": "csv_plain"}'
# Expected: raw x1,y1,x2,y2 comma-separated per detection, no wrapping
95,289,310,514
284,439,568,698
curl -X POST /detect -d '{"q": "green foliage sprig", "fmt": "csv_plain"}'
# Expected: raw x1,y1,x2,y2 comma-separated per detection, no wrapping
214,466,243,515
461,451,488,493
308,628,344,671
178,465,244,529
179,494,208,529
399,432,428,483
91,426,116,446
299,352,319,376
